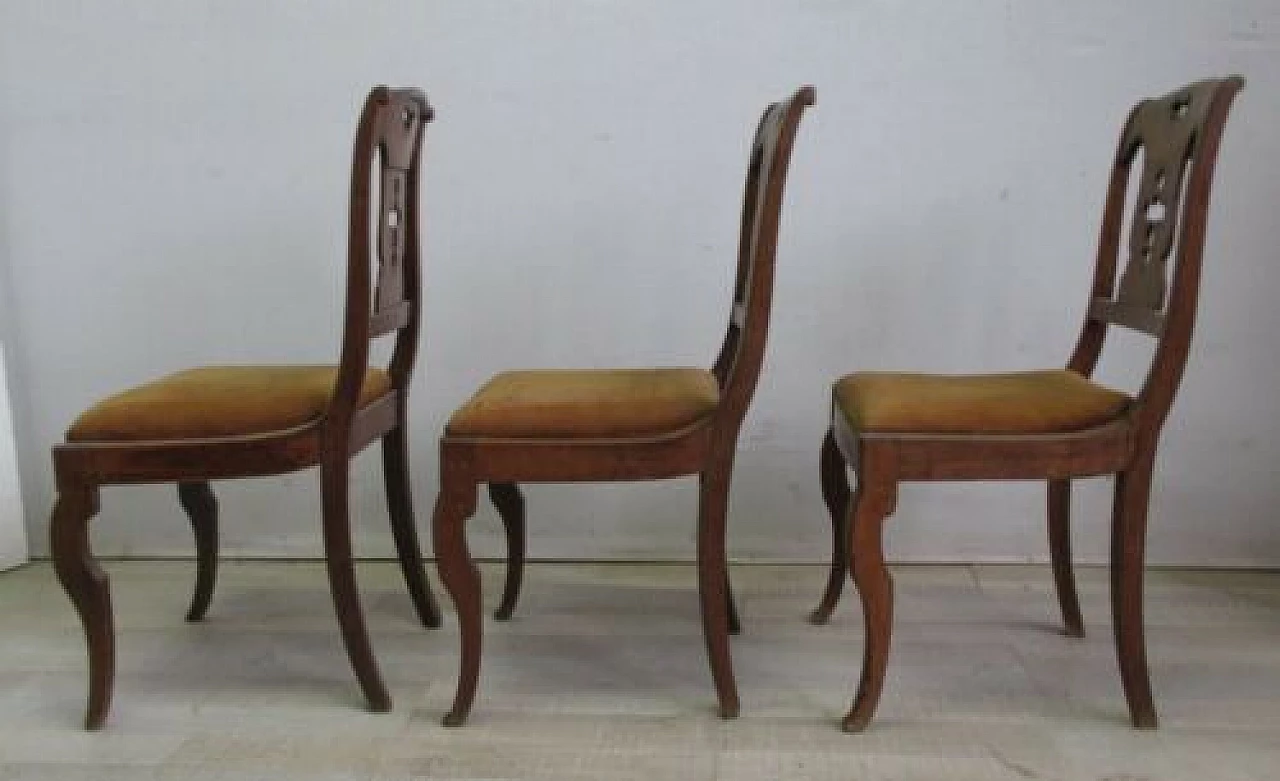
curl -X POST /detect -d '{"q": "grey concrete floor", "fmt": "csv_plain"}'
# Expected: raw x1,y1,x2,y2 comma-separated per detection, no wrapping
0,560,1278,780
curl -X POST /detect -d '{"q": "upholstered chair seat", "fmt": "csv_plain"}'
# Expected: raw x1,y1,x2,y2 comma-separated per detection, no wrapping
446,368,719,439
68,366,392,442
834,370,1129,436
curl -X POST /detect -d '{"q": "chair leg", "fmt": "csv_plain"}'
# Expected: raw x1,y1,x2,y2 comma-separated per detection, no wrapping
319,458,391,713
1111,452,1158,730
433,478,480,727
177,482,218,623
488,482,525,621
811,429,852,625
842,475,898,733
381,428,442,629
697,454,740,719
725,570,742,636
50,485,112,730
1048,478,1084,638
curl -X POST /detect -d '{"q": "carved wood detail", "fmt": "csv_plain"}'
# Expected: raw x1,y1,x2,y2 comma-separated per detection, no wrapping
369,91,429,333
1113,81,1219,318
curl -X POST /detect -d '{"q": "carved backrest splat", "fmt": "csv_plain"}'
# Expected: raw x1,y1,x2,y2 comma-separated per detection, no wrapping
368,89,431,336
333,87,431,417
713,86,814,389
375,166,408,316
1114,82,1216,314
1071,76,1243,425
1086,79,1241,338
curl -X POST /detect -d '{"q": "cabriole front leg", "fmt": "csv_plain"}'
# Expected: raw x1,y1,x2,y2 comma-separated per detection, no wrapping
433,477,480,727
842,472,897,733
50,485,112,730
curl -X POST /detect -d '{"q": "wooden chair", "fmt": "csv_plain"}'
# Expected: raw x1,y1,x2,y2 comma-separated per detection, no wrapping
49,86,440,729
810,77,1244,732
430,86,815,726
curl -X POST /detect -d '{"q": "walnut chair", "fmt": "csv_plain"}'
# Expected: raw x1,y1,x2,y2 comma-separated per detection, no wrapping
49,87,440,729
430,86,815,726
809,77,1244,732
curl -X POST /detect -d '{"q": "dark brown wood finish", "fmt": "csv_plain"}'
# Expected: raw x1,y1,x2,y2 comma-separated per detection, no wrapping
49,87,440,730
432,86,815,726
811,77,1244,732
487,482,525,621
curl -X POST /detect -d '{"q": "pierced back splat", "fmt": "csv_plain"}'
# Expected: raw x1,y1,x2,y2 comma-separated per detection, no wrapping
332,87,432,421
1116,89,1206,314
1086,79,1242,338
1071,76,1243,428
370,93,430,336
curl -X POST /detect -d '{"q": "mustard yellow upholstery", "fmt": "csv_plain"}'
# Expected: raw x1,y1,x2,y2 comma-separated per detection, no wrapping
446,368,720,438
67,365,392,442
834,369,1130,435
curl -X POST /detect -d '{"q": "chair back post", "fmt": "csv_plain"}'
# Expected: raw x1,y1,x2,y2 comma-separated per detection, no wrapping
711,86,815,434
1067,77,1243,438
1136,77,1243,435
329,86,432,439
1065,103,1143,379
385,93,430,393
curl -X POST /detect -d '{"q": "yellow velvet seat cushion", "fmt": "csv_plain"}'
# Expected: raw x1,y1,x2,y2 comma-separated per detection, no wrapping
67,365,392,442
446,368,720,438
834,369,1130,435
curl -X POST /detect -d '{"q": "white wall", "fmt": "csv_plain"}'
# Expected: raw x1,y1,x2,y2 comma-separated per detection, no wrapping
0,1,1277,566
0,344,27,570
0,140,29,568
